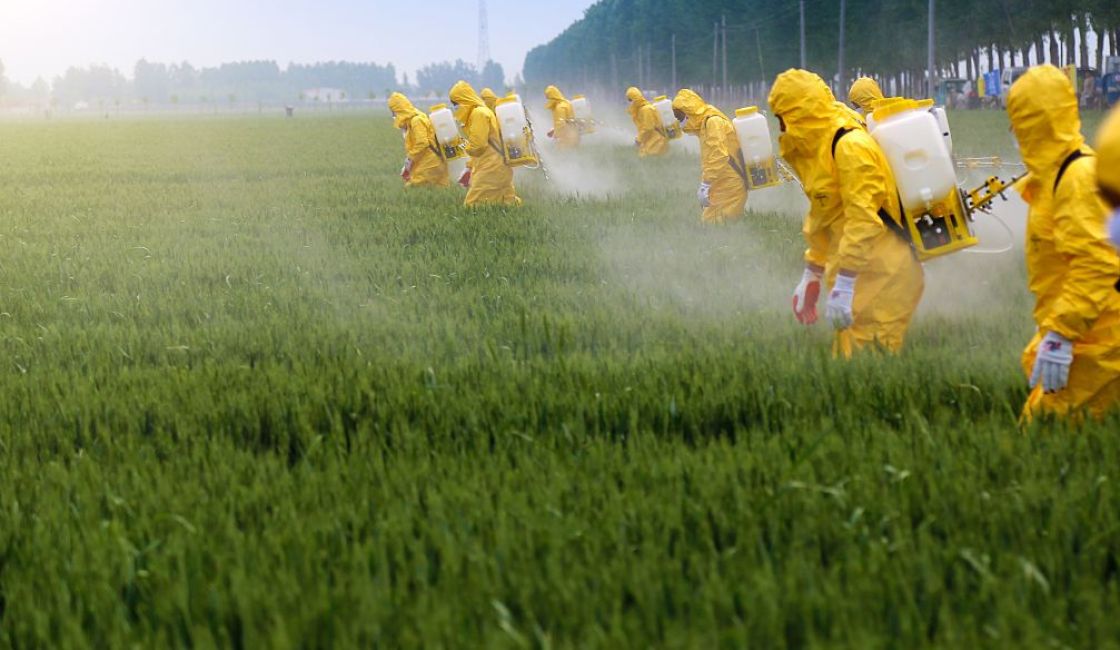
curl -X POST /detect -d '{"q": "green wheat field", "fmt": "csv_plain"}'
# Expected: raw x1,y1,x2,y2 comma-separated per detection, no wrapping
0,110,1116,648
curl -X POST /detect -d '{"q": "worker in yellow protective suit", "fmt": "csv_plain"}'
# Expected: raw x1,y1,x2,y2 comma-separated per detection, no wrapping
544,85,580,150
1008,65,1120,420
1097,107,1120,247
626,87,669,157
848,77,884,115
672,89,748,223
769,69,924,357
480,87,499,112
449,80,521,207
387,92,449,188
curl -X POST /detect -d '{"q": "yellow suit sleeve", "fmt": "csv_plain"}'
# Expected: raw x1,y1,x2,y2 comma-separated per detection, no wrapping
833,133,890,274
465,111,491,158
701,118,732,184
638,107,660,137
1043,159,1120,340
406,116,433,159
802,210,832,270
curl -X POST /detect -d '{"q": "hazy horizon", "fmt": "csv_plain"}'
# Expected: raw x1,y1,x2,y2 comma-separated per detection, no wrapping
0,0,597,86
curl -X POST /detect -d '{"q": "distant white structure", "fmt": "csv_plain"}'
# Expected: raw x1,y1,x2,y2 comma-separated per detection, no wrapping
302,88,348,103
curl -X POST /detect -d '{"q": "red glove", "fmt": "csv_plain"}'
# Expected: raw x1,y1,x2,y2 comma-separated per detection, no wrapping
458,168,471,188
792,267,823,325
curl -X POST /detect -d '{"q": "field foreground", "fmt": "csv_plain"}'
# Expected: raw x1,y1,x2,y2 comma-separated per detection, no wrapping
0,112,1117,648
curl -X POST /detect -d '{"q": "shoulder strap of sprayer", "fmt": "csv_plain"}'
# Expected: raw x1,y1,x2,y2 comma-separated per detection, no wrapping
830,127,915,249
1050,150,1117,292
1053,150,1089,193
706,115,751,189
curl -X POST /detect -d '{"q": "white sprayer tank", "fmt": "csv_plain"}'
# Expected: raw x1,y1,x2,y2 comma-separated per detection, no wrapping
652,95,681,139
732,107,779,189
870,100,957,215
496,98,529,143
930,106,953,153
571,95,592,120
430,105,461,146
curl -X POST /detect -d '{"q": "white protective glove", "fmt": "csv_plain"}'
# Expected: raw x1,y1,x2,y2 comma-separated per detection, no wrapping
1109,209,1120,251
792,266,823,325
1030,331,1074,394
826,273,856,330
697,182,711,208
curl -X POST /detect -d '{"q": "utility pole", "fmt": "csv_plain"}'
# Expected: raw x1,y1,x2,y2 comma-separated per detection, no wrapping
713,22,719,87
754,26,766,79
927,0,936,99
800,0,807,68
640,43,649,87
671,34,677,91
722,15,728,92
837,0,847,94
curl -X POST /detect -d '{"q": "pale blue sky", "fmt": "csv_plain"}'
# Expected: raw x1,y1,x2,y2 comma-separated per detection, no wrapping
0,0,597,85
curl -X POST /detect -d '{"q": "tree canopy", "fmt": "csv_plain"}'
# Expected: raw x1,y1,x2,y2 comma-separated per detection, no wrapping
523,0,1120,91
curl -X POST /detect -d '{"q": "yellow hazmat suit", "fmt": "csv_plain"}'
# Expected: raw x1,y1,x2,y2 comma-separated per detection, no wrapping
626,87,669,157
480,87,499,112
1008,65,1120,420
769,69,924,357
387,92,449,188
672,89,748,223
449,81,521,208
544,85,580,150
848,77,884,114
1098,107,1120,207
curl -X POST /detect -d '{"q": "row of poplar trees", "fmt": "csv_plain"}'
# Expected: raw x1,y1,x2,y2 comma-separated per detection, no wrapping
523,0,1120,95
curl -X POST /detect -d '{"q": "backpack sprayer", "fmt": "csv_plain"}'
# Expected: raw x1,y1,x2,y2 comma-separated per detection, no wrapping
570,95,601,135
428,104,468,161
652,96,684,140
867,98,1024,260
496,95,550,181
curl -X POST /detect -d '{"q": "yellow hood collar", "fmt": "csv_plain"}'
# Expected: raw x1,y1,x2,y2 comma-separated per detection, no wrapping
627,86,647,119
480,87,499,110
769,69,860,161
672,89,727,135
544,85,567,110
388,92,420,129
848,77,883,114
450,80,485,124
1007,65,1085,180
1094,105,1120,200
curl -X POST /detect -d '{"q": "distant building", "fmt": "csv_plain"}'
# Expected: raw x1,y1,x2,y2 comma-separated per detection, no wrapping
301,88,349,103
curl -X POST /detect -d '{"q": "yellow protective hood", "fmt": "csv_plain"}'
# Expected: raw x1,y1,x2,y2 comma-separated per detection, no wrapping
848,77,883,113
480,87,499,111
626,86,648,120
1007,65,1085,181
388,92,420,129
769,69,860,160
450,80,485,125
672,89,728,135
544,85,567,110
1097,106,1120,200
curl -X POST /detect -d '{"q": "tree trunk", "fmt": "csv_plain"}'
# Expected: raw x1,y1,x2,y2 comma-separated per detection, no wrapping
987,45,995,71
1098,26,1106,73
1078,15,1090,69
1050,28,1060,64
1067,17,1077,66
1036,35,1046,65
